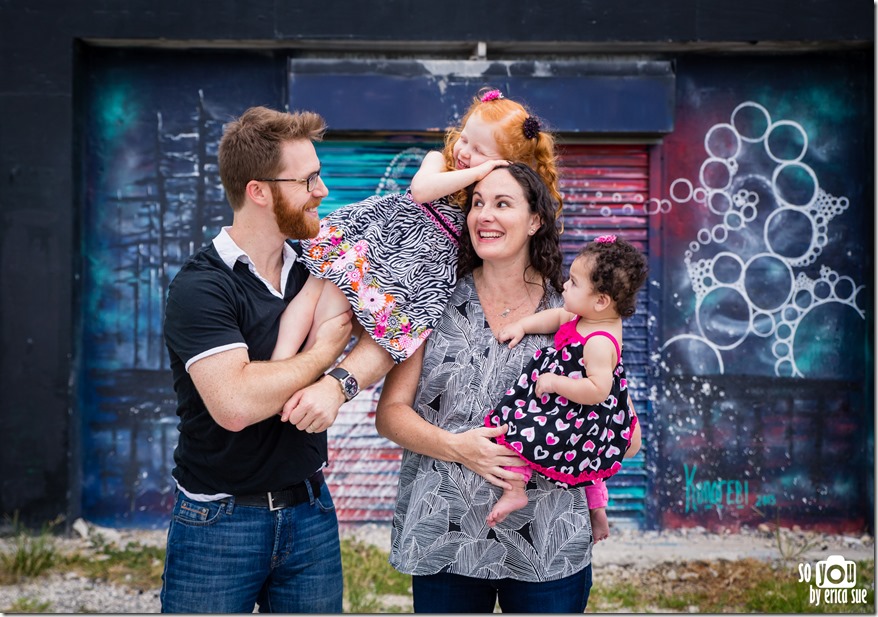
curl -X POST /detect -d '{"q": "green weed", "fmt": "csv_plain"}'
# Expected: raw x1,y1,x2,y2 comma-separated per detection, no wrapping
746,560,874,614
64,541,165,590
340,537,411,613
0,514,60,583
5,596,53,613
590,558,875,614
586,580,643,610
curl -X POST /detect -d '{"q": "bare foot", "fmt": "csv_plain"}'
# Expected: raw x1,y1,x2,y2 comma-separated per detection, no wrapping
590,507,609,542
487,485,528,527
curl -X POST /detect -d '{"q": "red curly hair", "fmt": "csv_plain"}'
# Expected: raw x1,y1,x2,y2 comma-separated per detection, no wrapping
441,89,563,221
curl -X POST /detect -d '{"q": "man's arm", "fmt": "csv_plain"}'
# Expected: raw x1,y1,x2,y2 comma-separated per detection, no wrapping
190,310,352,432
280,328,394,433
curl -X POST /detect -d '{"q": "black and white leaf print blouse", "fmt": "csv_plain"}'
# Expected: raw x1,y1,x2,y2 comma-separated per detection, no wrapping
388,273,595,582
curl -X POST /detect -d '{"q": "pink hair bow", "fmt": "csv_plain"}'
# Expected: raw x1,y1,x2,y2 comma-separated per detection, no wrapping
480,89,503,102
595,234,617,244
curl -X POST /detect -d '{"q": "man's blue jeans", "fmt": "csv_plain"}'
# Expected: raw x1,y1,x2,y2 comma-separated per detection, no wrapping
411,565,592,613
160,479,342,613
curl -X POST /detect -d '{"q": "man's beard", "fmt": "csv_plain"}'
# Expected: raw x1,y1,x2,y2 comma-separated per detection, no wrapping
271,185,320,239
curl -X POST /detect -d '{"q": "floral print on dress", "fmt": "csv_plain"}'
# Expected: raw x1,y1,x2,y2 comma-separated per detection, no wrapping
300,191,464,363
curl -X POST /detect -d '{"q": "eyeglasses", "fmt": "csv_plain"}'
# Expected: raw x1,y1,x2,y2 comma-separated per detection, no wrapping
256,167,321,192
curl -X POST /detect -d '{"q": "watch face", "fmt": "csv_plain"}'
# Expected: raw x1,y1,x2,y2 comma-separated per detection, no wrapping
343,376,359,397
329,368,359,400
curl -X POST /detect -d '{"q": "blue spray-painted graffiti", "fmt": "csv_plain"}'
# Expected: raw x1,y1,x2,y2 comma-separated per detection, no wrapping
655,54,871,531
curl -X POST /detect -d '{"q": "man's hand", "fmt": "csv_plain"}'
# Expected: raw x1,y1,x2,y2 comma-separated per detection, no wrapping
280,375,345,433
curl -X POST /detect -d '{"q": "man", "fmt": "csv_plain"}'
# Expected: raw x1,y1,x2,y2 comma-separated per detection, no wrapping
161,106,363,613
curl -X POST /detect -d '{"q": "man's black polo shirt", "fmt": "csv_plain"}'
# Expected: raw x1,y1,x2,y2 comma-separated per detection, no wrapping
164,231,324,496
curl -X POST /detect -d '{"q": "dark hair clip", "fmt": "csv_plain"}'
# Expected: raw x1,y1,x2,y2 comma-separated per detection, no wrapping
522,116,541,140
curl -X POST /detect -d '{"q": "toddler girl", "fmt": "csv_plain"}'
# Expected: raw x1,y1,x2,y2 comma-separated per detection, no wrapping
271,89,562,366
484,235,648,534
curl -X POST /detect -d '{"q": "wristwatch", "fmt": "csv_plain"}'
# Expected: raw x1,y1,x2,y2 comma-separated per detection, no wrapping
327,367,359,401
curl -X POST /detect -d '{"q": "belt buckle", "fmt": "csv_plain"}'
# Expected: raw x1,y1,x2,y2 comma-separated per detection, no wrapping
267,491,282,511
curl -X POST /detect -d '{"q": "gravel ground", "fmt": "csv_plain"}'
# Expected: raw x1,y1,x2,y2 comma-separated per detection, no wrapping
0,520,872,613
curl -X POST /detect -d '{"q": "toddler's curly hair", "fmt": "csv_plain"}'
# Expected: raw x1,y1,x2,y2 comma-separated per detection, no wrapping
577,237,648,318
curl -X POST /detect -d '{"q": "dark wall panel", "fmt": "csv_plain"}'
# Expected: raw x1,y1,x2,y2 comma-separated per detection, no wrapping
289,60,674,134
78,49,286,525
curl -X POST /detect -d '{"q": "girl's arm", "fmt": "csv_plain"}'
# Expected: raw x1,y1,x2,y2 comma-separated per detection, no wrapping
497,307,575,348
625,420,642,458
535,335,617,405
409,151,509,204
375,345,526,490
624,398,642,457
271,276,324,360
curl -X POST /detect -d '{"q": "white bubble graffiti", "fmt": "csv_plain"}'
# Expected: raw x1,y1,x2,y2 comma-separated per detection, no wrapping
657,101,864,377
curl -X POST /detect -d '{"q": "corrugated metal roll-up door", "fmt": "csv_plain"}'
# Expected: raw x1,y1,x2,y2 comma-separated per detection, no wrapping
317,140,651,528
557,144,651,529
316,139,442,523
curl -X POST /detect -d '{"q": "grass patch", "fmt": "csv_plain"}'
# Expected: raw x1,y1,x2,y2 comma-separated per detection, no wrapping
746,560,874,614
340,537,411,613
3,519,871,615
586,580,643,611
0,514,59,583
63,541,165,590
5,596,53,613
591,558,875,614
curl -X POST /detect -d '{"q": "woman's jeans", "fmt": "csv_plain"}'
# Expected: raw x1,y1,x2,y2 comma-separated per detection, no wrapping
412,565,592,613
160,480,342,613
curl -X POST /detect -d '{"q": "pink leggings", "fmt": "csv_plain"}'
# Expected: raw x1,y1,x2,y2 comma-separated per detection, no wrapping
506,465,532,482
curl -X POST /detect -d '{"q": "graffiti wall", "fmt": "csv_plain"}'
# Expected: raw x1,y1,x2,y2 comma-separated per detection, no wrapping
78,49,873,532
653,55,873,531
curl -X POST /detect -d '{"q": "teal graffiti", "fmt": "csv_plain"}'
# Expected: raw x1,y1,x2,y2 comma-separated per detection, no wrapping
684,463,760,516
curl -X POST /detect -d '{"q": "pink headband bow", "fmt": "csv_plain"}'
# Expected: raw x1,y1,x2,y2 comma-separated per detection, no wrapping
480,89,504,103
594,234,617,244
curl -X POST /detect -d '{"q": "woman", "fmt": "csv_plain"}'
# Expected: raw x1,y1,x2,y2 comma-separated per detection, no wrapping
376,163,594,613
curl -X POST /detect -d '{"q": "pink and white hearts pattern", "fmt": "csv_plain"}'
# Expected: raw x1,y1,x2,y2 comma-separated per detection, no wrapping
484,320,635,486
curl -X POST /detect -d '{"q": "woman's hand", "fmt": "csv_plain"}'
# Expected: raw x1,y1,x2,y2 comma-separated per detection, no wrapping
449,424,527,490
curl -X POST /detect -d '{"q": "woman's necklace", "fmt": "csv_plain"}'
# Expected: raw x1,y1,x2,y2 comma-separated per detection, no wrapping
497,297,528,319
475,269,540,320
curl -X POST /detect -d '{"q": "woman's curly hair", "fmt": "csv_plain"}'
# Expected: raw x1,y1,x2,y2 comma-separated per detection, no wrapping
457,162,563,294
577,237,648,318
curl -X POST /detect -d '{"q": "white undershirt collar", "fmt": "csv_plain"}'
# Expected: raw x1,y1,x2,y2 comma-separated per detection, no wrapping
213,227,297,298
